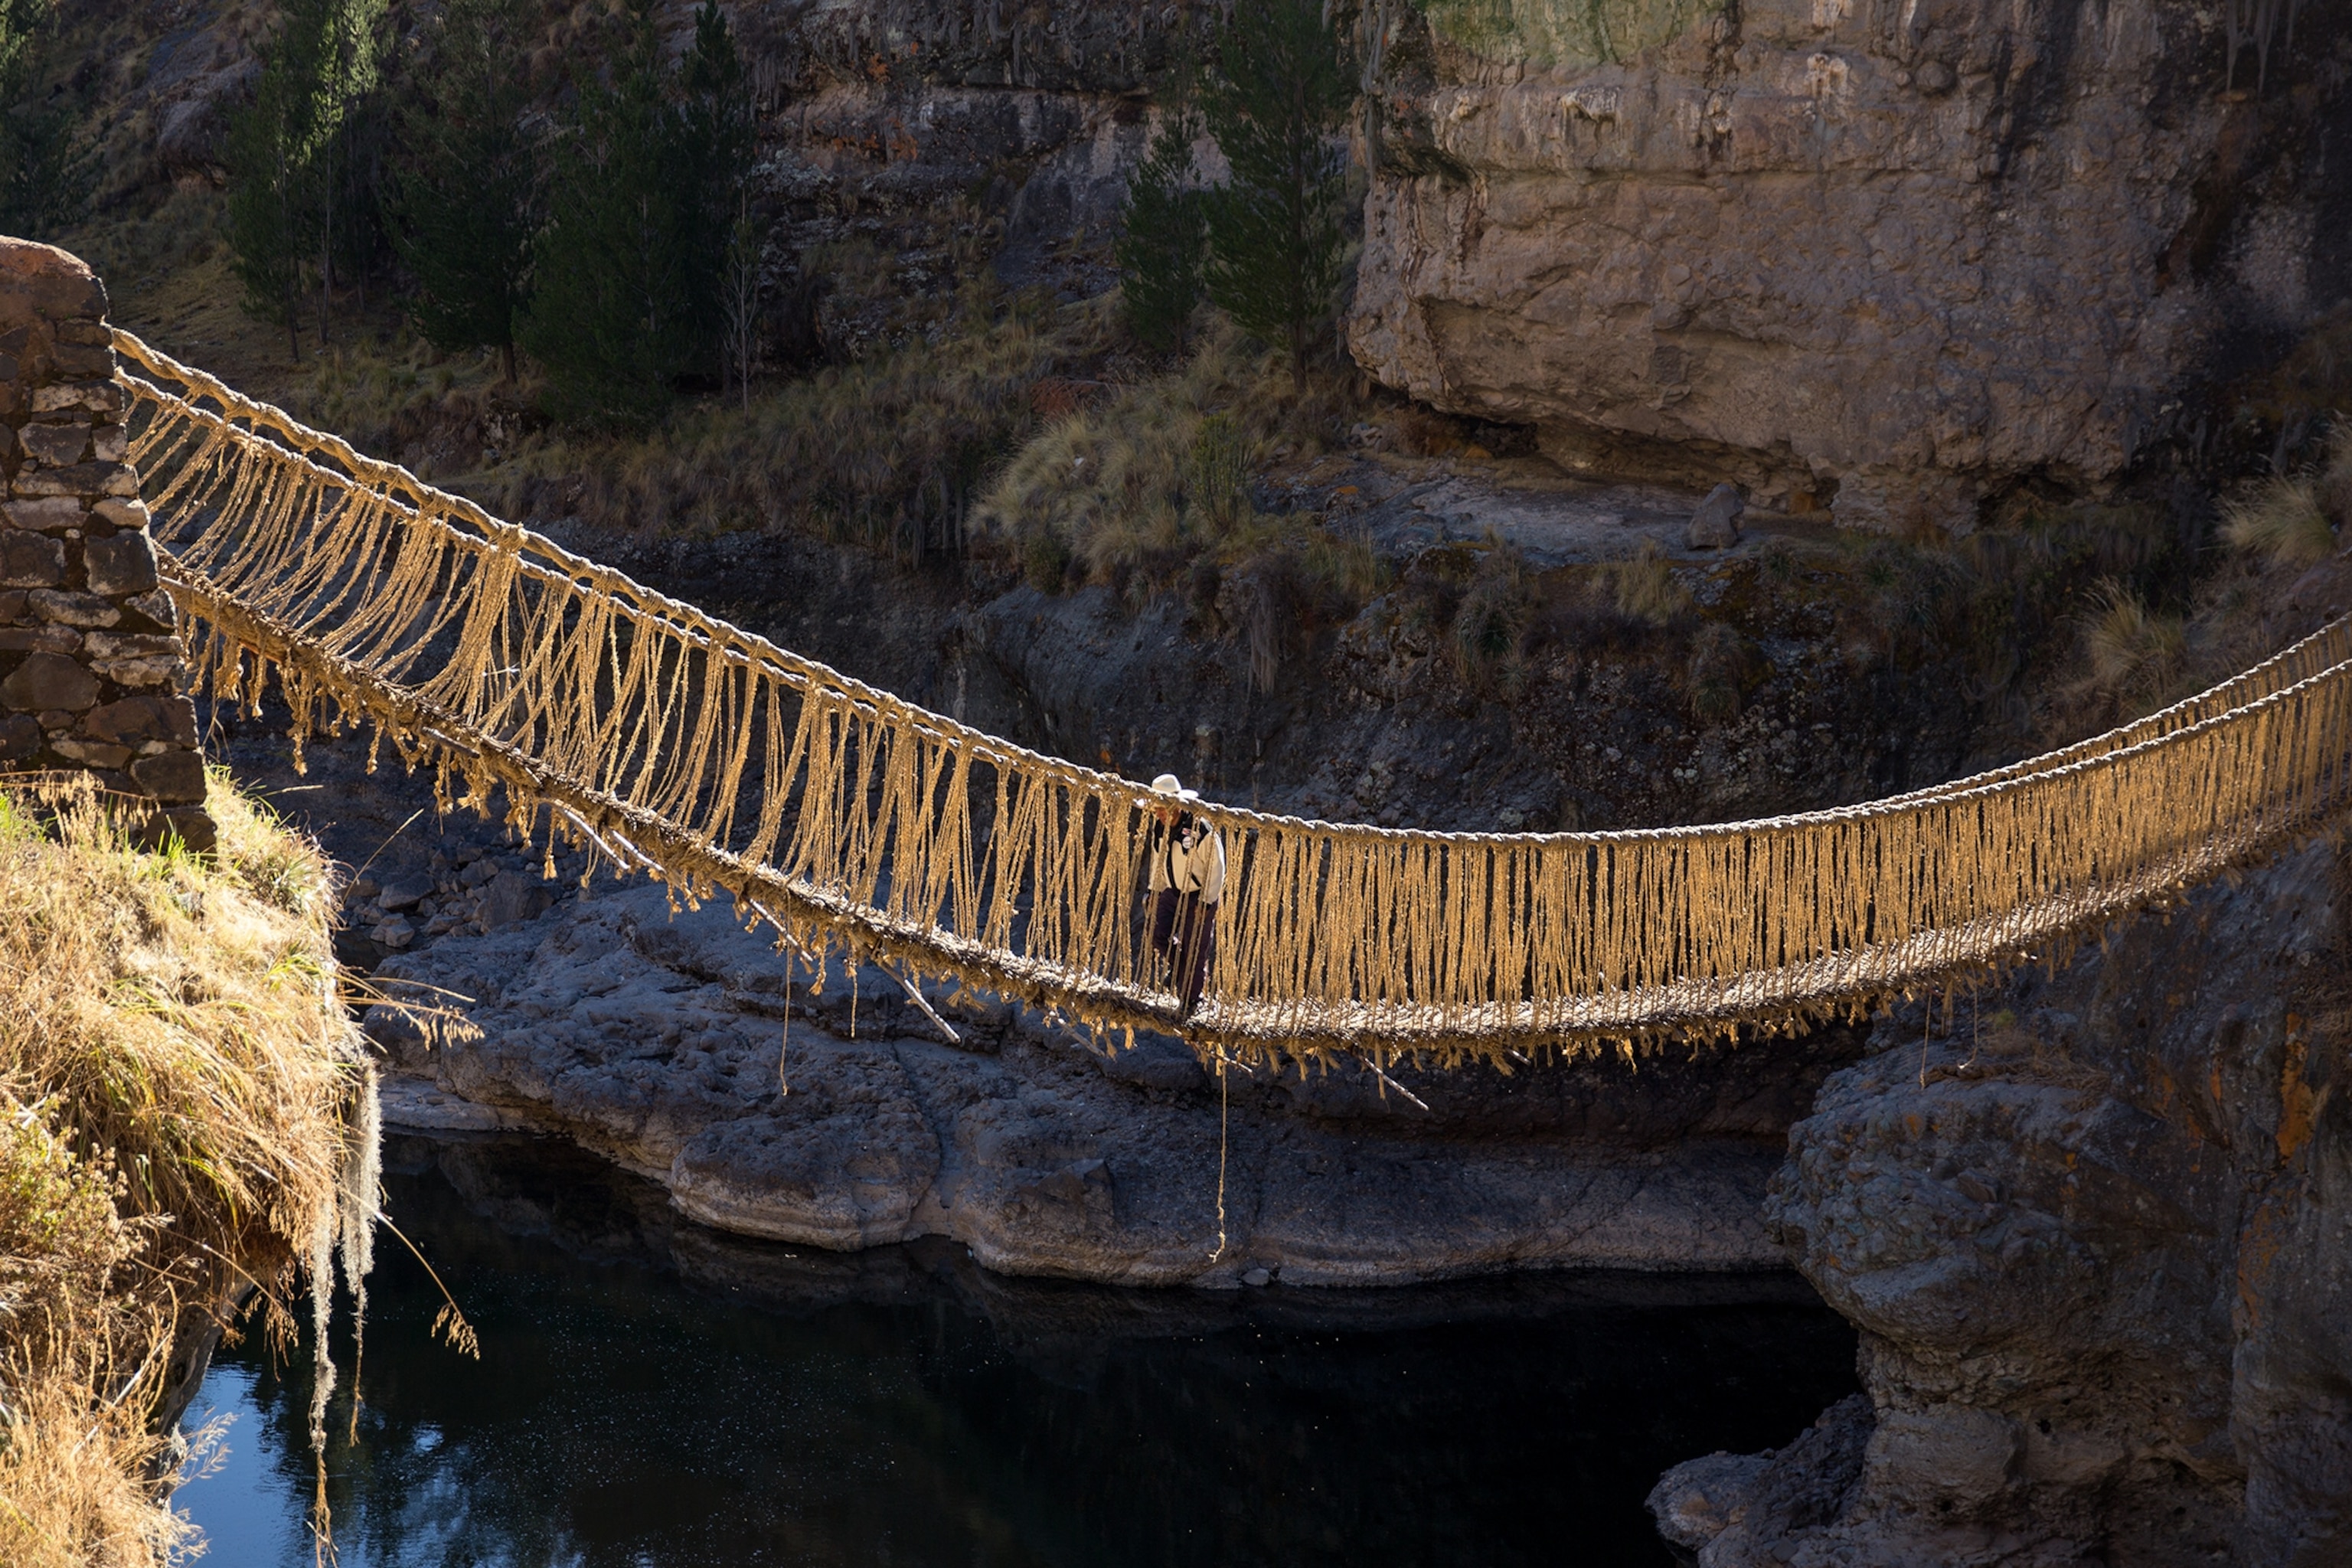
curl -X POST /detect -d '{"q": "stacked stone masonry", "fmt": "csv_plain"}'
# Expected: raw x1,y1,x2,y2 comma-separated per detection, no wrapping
0,237,211,848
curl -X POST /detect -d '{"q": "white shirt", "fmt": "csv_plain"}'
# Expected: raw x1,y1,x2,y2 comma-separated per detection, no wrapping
1145,818,1226,906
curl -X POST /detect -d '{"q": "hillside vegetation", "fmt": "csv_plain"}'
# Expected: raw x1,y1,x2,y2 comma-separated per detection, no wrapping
0,775,370,1568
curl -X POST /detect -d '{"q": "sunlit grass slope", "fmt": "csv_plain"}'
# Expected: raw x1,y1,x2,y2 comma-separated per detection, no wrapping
0,773,368,1568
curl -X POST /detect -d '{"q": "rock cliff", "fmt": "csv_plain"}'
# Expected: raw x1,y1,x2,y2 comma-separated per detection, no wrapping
1651,833,2352,1565
1349,0,2352,531
363,876,1863,1285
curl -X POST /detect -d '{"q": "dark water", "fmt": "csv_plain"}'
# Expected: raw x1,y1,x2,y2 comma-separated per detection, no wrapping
178,1132,1856,1568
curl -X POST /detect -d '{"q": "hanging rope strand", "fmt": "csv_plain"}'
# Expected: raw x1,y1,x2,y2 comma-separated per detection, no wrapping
111,327,2352,1071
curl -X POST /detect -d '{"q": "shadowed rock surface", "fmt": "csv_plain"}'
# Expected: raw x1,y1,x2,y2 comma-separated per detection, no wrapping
364,877,1864,1287
1651,835,2352,1565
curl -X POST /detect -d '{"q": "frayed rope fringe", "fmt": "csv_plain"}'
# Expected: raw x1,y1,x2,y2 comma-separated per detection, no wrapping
112,328,2352,1074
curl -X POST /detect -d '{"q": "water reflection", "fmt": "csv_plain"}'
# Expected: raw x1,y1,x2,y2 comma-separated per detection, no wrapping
180,1132,1856,1567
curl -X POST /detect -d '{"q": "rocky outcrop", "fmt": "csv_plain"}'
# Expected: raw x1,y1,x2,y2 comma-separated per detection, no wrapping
1350,0,2352,531
364,877,1863,1286
1651,834,2352,1565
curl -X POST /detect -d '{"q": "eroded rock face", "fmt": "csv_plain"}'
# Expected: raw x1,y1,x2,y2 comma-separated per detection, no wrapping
1655,836,2352,1565
365,880,1861,1286
1350,0,2352,531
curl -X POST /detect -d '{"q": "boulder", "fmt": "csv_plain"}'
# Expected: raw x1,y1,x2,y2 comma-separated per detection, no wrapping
480,868,556,928
1685,484,1744,550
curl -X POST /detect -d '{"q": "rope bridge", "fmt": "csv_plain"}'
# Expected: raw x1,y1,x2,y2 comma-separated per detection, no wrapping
113,329,2352,1067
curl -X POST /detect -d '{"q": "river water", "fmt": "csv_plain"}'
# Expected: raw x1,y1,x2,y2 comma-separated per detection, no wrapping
177,1132,1856,1567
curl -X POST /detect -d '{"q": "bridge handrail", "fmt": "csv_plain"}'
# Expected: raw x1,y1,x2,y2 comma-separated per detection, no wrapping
113,328,2352,1061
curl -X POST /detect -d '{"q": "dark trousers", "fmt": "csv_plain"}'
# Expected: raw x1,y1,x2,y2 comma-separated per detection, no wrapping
1150,889,1217,1018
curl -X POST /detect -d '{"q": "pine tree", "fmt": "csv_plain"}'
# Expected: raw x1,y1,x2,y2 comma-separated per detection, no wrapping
674,0,755,355
226,4,327,362
310,0,387,344
1115,90,1207,355
224,0,387,361
0,0,95,239
384,0,541,381
1201,0,1355,390
521,0,752,424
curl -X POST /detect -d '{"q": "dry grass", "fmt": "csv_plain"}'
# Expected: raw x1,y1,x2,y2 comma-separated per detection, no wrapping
1603,542,1695,627
2075,579,2187,707
969,318,1386,685
2223,475,2337,567
496,281,1106,557
972,317,1361,590
0,773,369,1568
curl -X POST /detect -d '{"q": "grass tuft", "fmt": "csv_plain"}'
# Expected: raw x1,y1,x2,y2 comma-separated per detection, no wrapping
2222,476,2335,567
0,772,367,1568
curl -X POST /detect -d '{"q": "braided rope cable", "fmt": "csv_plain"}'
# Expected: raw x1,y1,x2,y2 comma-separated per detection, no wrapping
112,328,2352,1065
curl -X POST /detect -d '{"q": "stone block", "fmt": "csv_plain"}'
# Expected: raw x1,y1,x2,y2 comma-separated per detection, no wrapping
52,320,109,347
28,589,119,629
90,498,149,531
88,655,177,688
1,651,100,710
51,736,134,769
2,497,82,531
52,342,115,377
84,531,158,595
17,421,89,466
83,694,198,749
30,381,126,416
0,626,79,653
84,632,178,658
0,712,38,762
0,238,106,322
141,806,217,855
0,591,21,620
129,750,207,804
12,460,139,498
120,589,177,632
0,532,64,587
90,423,127,463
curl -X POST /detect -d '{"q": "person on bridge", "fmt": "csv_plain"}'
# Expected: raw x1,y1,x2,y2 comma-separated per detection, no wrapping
1145,773,1225,1022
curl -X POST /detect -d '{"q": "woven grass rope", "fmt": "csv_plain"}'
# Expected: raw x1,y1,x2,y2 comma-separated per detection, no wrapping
112,329,2352,1071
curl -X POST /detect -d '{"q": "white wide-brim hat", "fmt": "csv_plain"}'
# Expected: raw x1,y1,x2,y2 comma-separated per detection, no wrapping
1150,773,1184,796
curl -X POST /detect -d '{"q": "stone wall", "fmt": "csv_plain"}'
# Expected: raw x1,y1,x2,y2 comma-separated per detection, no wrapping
0,238,211,848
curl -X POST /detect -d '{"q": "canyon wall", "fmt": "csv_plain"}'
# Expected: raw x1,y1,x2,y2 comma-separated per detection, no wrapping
1652,833,2352,1566
1349,0,2352,531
